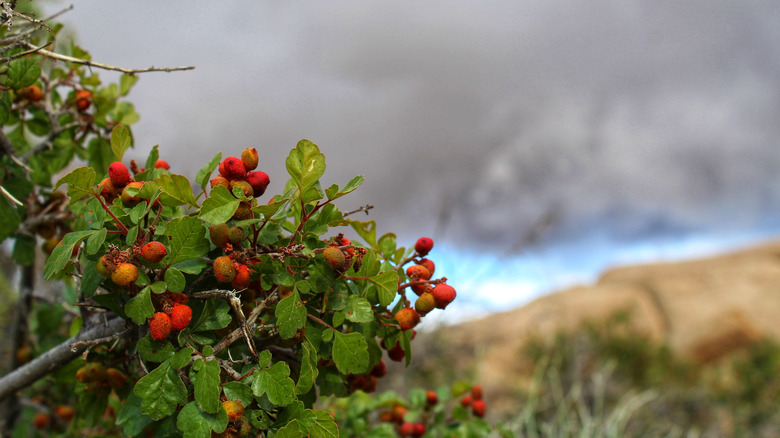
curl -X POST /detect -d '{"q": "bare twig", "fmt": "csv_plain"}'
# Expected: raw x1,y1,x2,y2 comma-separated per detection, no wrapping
21,42,194,74
343,204,374,217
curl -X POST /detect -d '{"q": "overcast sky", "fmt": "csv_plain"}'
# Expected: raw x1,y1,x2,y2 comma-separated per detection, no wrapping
38,1,780,314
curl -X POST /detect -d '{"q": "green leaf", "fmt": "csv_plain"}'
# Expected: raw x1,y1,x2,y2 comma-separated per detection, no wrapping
55,166,96,205
309,409,339,438
285,139,326,193
43,230,95,280
120,74,139,96
276,420,306,438
196,153,222,191
192,358,221,413
164,268,186,293
345,296,374,323
276,290,306,339
155,173,198,207
85,228,107,255
199,185,240,225
133,361,188,420
326,174,365,201
143,145,160,175
125,286,155,325
12,234,35,266
192,299,231,332
349,219,377,248
6,57,40,89
251,361,296,406
176,401,228,438
296,339,318,396
369,271,399,307
332,331,369,375
110,124,132,160
166,216,209,266
0,94,10,125
0,197,20,243
137,337,176,363
116,393,154,437
222,382,254,407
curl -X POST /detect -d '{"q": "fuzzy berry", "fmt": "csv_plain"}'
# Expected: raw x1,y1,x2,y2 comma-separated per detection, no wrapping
150,312,172,341
245,171,270,197
222,400,244,422
154,159,170,170
229,179,254,198
170,304,192,331
218,156,247,180
387,343,405,362
213,256,237,283
241,147,259,171
418,258,435,276
395,307,421,331
210,175,230,190
111,263,138,286
471,384,483,401
108,161,131,187
414,237,434,256
106,367,127,389
432,283,456,309
323,246,347,271
121,181,145,207
209,223,230,247
99,178,119,203
33,412,50,429
54,405,75,422
141,241,167,264
414,292,436,316
232,264,252,290
406,264,431,281
460,394,472,408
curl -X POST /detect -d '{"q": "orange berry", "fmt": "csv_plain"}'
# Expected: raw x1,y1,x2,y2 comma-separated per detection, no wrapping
106,367,127,389
241,148,259,171
149,312,172,341
406,264,431,281
213,256,237,283
111,263,138,286
432,283,456,309
394,307,420,331
121,181,145,207
141,241,167,264
33,412,50,429
74,89,92,111
54,405,75,422
222,400,244,422
232,264,251,290
170,304,192,331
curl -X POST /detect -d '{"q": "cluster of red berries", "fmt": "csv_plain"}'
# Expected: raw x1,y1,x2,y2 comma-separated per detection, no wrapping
75,362,127,398
378,403,427,437
459,385,486,418
98,159,169,206
149,302,193,341
209,148,270,220
394,236,456,331
29,402,76,431
96,239,169,287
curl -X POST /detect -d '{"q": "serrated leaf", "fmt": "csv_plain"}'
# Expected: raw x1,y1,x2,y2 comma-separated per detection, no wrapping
164,268,186,293
285,139,326,193
166,216,209,266
43,230,95,280
125,286,154,325
133,361,187,420
345,296,373,323
155,173,198,207
196,152,221,191
86,228,107,255
296,339,318,396
222,382,254,407
199,185,240,225
192,358,221,413
55,166,96,205
116,393,154,437
110,124,132,160
6,57,40,89
309,409,339,438
252,361,295,406
349,219,377,248
137,337,176,363
326,174,365,201
192,299,232,332
332,331,369,375
177,401,228,438
276,290,306,339
369,271,399,307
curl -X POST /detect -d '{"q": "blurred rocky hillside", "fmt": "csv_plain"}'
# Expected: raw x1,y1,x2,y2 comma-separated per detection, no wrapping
381,240,780,420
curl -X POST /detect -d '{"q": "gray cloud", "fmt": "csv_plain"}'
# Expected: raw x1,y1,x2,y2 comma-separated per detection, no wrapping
48,0,780,252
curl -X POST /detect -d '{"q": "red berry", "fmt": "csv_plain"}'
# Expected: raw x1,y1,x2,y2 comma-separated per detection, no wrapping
418,258,435,276
471,384,483,401
154,159,170,170
426,390,438,406
246,171,270,197
406,264,431,281
170,304,192,331
414,237,433,256
388,343,405,362
432,283,456,309
33,412,50,429
395,307,421,331
460,394,472,408
108,161,131,187
141,241,167,264
472,399,486,417
399,422,414,437
74,89,92,111
370,359,387,378
412,423,426,437
232,264,252,290
218,156,246,180
150,312,172,341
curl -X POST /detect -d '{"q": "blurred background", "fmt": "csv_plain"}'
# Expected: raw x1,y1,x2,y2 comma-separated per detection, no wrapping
43,1,780,323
